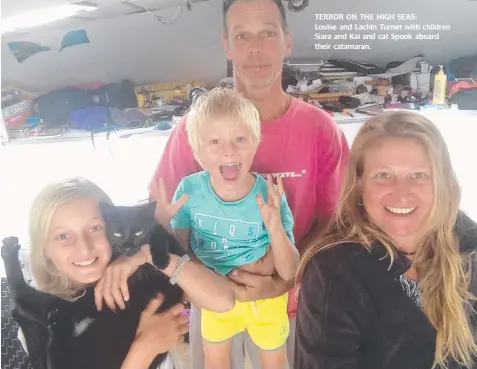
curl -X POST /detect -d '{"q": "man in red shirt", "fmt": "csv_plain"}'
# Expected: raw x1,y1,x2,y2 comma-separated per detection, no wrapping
149,0,349,367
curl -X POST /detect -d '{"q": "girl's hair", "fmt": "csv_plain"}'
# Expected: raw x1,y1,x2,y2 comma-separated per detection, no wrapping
185,87,261,156
297,111,476,368
28,177,113,300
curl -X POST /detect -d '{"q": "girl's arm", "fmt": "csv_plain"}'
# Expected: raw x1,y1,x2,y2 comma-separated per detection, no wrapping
121,295,188,369
121,341,156,369
142,244,235,313
94,230,235,313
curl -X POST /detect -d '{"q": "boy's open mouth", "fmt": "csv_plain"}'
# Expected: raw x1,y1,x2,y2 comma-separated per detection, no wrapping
219,162,241,181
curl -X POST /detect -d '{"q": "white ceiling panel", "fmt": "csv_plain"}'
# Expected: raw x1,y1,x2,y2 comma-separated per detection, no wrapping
1,0,191,37
1,0,182,19
2,0,72,18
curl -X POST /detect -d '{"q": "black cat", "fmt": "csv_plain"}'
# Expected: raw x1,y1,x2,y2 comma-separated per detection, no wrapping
1,201,186,369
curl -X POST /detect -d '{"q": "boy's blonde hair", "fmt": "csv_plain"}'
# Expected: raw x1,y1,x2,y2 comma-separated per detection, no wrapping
186,87,261,155
29,177,113,300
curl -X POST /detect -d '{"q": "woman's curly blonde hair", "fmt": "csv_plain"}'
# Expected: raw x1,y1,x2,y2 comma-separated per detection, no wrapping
297,111,476,368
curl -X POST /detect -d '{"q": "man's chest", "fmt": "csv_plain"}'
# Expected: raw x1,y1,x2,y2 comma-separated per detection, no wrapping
251,132,317,194
253,147,313,179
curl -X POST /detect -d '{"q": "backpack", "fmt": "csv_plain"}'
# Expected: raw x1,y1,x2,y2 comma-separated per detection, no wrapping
34,87,93,124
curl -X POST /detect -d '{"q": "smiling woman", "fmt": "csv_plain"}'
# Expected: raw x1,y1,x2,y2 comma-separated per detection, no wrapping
360,136,435,256
294,111,477,369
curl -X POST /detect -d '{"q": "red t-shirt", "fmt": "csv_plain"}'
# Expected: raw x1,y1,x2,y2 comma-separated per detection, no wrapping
150,97,349,318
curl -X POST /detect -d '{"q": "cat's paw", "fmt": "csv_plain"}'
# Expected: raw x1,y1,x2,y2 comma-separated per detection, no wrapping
1,237,21,259
150,247,171,270
149,225,175,269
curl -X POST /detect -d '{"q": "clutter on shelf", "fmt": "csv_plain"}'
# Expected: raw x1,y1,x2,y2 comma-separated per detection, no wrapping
283,53,477,118
2,53,476,142
2,79,210,141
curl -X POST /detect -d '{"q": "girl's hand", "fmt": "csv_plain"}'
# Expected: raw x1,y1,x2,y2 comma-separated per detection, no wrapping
121,294,189,369
94,245,149,311
135,294,189,349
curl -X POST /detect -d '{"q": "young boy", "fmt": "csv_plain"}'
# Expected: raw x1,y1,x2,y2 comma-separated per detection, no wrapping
169,88,299,369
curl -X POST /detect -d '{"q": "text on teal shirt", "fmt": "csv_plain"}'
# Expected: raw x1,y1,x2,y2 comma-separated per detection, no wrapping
170,171,295,275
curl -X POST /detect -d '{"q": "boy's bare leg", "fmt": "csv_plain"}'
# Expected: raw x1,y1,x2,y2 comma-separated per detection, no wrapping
260,345,288,369
287,317,296,369
203,338,233,369
190,305,249,369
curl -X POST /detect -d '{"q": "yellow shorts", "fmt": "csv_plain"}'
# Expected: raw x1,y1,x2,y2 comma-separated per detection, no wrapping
201,293,289,351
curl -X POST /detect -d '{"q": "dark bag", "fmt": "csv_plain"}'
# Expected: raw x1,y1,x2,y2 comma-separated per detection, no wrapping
35,87,93,124
448,87,477,110
90,80,138,109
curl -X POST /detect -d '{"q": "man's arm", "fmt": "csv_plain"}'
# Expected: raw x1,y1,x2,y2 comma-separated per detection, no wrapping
228,250,293,302
148,116,200,201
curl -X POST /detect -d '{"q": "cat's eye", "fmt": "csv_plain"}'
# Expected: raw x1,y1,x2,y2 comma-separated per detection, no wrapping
135,230,143,237
114,232,122,238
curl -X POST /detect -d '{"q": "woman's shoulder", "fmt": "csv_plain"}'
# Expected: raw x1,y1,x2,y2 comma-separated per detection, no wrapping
298,242,375,313
308,241,371,264
302,242,374,281
455,211,477,254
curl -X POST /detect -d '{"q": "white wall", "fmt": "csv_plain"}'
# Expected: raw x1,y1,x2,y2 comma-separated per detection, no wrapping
1,111,476,255
2,0,477,92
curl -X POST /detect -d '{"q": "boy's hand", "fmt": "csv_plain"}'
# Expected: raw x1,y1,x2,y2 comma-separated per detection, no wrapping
256,174,284,235
149,177,188,229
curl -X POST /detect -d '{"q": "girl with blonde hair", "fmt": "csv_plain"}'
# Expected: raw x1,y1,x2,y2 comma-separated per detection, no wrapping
294,111,477,369
11,177,234,369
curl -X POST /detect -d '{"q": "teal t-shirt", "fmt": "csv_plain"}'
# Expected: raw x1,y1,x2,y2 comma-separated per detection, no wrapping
170,171,295,275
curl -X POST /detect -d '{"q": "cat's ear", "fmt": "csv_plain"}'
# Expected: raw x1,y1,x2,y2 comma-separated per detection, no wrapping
98,201,116,220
